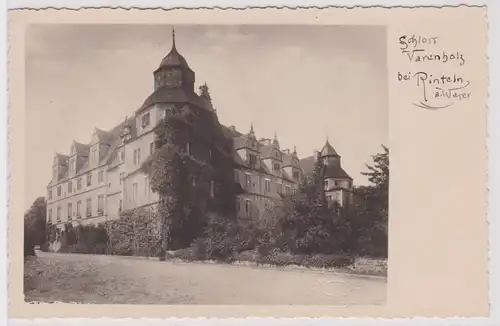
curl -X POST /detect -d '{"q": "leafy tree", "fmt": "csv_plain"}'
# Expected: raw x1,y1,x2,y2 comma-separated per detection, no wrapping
24,197,47,256
351,145,389,257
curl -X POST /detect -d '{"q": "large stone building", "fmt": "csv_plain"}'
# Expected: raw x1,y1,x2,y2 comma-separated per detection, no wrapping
46,29,354,229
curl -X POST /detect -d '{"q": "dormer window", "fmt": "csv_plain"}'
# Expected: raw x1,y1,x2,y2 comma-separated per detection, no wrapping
141,112,150,129
248,153,257,169
273,163,280,172
91,148,98,165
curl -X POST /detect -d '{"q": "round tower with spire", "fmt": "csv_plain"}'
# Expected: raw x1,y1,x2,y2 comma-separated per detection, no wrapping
153,27,195,92
320,139,341,168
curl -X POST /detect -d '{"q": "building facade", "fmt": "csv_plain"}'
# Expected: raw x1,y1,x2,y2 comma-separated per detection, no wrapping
46,30,354,229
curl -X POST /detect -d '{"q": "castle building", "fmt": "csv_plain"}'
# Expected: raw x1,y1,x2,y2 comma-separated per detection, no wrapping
46,29,354,229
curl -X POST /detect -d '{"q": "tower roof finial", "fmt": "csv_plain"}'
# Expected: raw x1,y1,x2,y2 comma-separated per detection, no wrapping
172,26,176,49
250,122,254,134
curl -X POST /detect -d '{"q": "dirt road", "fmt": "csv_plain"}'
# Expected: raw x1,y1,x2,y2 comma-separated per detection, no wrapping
24,251,386,305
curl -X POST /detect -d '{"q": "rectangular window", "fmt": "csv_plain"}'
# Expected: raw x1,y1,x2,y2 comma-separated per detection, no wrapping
264,178,271,192
245,199,251,216
149,142,154,155
325,179,329,188
120,149,125,162
335,180,342,187
273,163,280,172
119,199,122,212
277,182,283,195
76,200,81,218
132,183,138,204
210,180,215,198
248,154,257,168
77,178,82,190
141,112,150,128
48,209,52,222
87,173,92,186
57,186,61,196
98,195,104,215
98,170,104,183
245,174,252,190
48,189,52,200
56,206,61,222
293,171,299,180
67,203,72,221
68,181,72,194
86,198,92,216
145,176,149,195
134,148,142,165
120,172,125,185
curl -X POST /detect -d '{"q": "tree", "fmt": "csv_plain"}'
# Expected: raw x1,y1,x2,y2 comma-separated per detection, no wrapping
24,197,47,256
353,145,389,257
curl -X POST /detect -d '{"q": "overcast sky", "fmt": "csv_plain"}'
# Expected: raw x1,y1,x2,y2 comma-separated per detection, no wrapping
25,24,388,208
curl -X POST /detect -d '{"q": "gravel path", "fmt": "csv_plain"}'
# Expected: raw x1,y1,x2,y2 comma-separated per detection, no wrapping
24,252,386,305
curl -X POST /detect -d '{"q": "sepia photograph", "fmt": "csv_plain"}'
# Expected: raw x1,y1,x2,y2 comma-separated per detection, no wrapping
23,23,388,305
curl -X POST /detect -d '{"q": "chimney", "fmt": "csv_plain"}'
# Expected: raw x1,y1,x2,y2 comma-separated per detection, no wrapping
229,125,236,132
314,150,320,161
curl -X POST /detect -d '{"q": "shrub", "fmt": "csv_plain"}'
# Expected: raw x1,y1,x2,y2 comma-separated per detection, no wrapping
106,208,162,257
166,247,196,261
194,213,240,262
58,223,108,254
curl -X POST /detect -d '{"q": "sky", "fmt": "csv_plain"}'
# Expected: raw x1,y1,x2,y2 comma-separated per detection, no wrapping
25,24,388,208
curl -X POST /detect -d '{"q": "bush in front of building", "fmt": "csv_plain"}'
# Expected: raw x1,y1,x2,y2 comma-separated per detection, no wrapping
105,208,162,257
191,213,242,263
58,223,108,254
